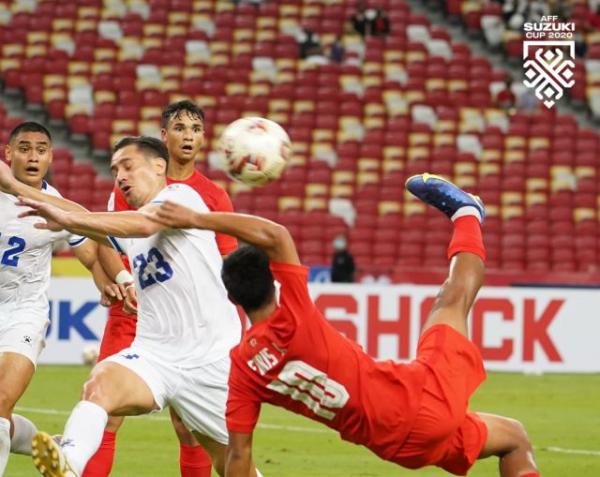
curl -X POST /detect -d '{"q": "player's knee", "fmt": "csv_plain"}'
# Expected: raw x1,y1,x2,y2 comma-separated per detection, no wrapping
508,418,532,449
498,417,532,455
81,370,112,406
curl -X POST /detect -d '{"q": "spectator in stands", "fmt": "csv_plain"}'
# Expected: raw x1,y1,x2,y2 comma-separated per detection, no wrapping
305,46,329,65
527,0,549,23
331,235,355,283
496,80,516,110
351,1,368,36
372,9,391,37
575,30,588,57
329,37,345,63
512,81,538,111
297,27,321,59
505,0,528,30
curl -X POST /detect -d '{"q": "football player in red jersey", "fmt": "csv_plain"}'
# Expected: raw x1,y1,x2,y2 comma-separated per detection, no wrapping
145,174,541,477
88,101,237,477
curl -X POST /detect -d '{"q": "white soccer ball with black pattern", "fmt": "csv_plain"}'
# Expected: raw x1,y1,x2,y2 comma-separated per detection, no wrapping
219,117,292,187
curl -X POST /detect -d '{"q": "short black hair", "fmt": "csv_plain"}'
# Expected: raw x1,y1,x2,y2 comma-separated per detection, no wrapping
222,246,276,314
9,121,52,143
113,136,169,163
161,100,205,128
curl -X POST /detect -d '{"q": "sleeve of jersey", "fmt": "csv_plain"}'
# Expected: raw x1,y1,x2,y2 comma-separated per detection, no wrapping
67,234,87,248
226,353,262,434
270,262,311,311
213,189,238,255
267,262,311,339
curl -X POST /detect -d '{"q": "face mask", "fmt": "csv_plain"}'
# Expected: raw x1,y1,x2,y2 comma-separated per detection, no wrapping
334,238,346,250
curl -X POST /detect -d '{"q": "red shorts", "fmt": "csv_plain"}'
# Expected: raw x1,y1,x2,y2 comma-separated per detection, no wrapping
393,324,488,476
97,307,138,361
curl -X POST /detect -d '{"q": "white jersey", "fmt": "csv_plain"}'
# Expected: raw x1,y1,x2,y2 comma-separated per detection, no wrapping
0,181,86,312
109,183,241,367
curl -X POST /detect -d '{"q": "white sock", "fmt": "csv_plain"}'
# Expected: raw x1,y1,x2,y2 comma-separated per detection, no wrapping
0,417,10,476
61,401,108,475
451,205,482,223
255,469,264,477
10,414,37,455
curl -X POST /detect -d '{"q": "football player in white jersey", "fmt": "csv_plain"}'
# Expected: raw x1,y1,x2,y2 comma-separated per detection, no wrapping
0,122,115,476
16,137,258,477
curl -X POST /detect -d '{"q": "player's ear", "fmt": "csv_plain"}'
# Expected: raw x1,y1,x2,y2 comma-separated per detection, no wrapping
160,128,167,142
151,157,167,176
4,144,11,164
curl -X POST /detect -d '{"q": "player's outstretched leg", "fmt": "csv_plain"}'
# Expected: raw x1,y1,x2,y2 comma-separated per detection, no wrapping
408,174,541,476
477,413,540,477
406,173,486,336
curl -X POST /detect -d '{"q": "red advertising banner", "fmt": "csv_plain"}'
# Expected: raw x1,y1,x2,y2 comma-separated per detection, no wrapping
43,279,598,372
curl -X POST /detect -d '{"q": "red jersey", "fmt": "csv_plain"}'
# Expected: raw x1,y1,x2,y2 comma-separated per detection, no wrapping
108,170,238,314
226,262,427,463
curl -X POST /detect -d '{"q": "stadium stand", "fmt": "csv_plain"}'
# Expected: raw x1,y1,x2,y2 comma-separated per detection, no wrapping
445,0,600,115
1,0,599,285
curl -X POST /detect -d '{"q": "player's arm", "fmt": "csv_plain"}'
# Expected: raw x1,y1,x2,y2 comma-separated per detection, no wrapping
145,201,300,264
97,243,137,313
72,239,132,306
18,197,164,244
0,160,87,212
225,431,255,477
72,239,105,289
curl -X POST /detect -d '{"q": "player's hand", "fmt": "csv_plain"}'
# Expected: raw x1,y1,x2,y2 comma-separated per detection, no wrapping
0,160,17,194
144,201,197,229
123,283,138,314
16,196,68,231
100,282,127,307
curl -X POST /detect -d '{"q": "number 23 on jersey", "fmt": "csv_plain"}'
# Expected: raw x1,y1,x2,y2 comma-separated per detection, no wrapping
131,247,174,289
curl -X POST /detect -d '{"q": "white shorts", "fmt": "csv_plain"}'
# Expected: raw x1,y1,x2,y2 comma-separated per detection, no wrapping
104,347,230,444
0,304,49,366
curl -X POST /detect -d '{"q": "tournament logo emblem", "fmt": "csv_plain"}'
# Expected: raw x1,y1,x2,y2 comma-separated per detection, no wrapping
523,16,576,108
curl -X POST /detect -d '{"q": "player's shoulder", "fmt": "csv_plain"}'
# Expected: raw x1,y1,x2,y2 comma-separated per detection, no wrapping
161,183,196,195
154,183,207,209
189,171,230,197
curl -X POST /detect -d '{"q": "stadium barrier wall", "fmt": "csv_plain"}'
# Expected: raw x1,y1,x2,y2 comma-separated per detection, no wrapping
44,278,599,373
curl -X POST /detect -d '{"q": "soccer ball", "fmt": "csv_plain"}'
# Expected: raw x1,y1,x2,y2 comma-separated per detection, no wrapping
219,117,291,186
81,344,99,366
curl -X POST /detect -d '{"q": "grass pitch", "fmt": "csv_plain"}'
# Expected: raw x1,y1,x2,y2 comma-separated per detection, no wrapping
7,366,600,476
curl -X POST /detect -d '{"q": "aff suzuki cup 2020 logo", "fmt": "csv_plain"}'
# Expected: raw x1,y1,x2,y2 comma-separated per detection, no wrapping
523,16,576,108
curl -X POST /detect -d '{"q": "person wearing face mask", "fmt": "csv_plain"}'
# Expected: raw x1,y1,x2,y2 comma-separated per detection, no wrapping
330,235,355,283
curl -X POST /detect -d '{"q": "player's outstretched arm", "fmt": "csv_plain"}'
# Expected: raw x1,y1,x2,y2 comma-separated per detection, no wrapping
0,159,87,212
145,200,300,264
225,432,256,477
18,197,164,242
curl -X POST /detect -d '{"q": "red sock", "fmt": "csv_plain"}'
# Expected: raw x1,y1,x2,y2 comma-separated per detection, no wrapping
180,444,212,477
520,473,540,477
82,431,116,477
447,215,486,262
